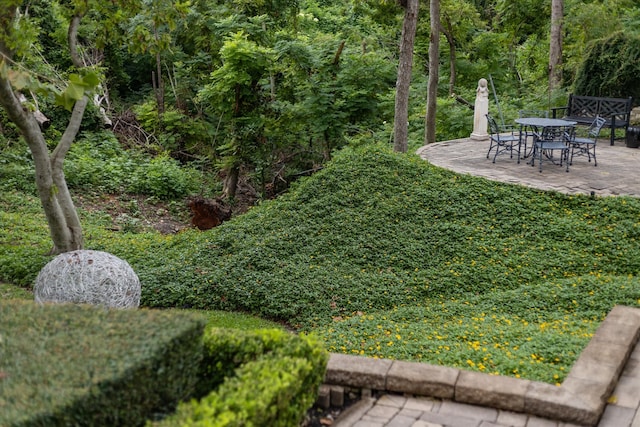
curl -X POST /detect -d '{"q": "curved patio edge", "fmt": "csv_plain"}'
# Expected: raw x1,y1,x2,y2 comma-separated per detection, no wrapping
416,138,640,198
321,305,640,426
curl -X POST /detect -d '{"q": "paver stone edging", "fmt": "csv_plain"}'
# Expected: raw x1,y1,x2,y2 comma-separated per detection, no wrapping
322,305,640,426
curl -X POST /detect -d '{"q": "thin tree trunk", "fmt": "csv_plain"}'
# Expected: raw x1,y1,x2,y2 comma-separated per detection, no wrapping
50,96,88,252
549,0,563,90
0,8,88,254
223,166,240,199
393,0,419,153
333,40,346,66
155,50,165,115
440,15,456,96
0,76,84,253
425,0,440,145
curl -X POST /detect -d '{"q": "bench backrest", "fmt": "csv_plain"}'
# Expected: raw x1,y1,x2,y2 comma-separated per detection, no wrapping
568,95,633,119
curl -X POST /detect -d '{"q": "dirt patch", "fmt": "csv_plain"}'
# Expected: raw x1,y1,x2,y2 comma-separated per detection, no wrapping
74,193,191,234
73,181,259,235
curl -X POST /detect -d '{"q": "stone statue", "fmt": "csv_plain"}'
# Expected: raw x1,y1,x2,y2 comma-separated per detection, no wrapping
470,78,489,141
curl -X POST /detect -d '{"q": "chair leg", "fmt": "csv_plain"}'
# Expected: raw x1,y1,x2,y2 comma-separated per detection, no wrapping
569,145,576,165
538,147,543,172
486,140,496,160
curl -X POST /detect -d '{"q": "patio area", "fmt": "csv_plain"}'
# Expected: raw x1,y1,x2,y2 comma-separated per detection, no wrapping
417,137,640,197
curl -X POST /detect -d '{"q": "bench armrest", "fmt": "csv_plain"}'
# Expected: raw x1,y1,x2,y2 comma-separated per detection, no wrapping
550,106,568,118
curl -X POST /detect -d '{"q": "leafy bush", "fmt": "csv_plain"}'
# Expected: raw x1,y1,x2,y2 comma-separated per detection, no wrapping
134,101,213,156
0,300,207,427
0,147,36,193
155,328,328,427
574,31,640,101
128,154,200,200
64,132,202,199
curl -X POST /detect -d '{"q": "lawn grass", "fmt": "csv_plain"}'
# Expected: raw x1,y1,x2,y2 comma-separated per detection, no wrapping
2,143,640,384
0,282,34,300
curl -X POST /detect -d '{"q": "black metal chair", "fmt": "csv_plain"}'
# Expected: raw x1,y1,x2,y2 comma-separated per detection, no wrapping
486,114,521,163
530,125,572,172
568,116,606,166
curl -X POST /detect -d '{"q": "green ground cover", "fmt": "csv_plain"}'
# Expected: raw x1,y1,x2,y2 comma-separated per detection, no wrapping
2,143,640,385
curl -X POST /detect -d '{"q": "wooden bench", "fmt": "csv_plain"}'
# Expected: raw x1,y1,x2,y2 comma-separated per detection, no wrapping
551,94,633,145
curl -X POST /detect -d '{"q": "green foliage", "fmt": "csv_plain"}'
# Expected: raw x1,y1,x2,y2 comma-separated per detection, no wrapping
128,153,201,200
573,31,640,101
0,146,36,193
64,131,203,199
0,192,50,286
317,273,640,384
112,143,639,384
564,0,637,80
435,97,475,142
155,328,328,427
493,0,549,43
0,282,33,300
205,311,285,331
4,0,640,390
0,300,207,427
134,101,213,156
64,132,136,193
4,143,640,384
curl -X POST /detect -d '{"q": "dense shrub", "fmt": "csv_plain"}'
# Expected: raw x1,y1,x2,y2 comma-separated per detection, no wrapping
0,147,36,193
154,328,328,427
128,154,201,200
64,132,202,199
0,300,207,427
573,31,640,102
134,102,212,156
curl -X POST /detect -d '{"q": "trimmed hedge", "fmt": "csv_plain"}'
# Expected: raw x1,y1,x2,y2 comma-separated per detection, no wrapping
0,300,207,427
154,328,329,427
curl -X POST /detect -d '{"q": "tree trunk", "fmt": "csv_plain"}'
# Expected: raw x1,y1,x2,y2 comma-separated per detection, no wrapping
549,0,563,90
425,0,440,145
0,9,88,254
393,0,419,153
223,166,240,199
0,76,85,254
440,15,456,96
155,50,165,115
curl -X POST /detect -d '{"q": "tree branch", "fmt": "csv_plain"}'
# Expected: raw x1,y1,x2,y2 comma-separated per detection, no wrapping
51,95,89,167
68,14,84,68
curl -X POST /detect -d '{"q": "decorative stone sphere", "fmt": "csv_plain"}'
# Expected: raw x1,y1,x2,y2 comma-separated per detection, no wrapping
34,250,141,309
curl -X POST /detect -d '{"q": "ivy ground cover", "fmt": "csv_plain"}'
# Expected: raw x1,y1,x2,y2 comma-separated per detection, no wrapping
3,143,640,385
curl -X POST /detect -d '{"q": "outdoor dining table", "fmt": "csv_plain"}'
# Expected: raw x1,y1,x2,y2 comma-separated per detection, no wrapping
515,117,578,160
515,117,578,129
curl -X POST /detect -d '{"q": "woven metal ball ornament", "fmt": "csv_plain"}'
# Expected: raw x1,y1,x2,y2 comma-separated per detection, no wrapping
34,250,141,309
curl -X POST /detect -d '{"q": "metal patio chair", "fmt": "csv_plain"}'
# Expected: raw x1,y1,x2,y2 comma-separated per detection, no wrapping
486,114,521,163
530,125,572,172
568,116,606,166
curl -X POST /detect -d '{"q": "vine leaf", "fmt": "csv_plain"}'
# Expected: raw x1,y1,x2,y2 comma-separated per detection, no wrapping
55,72,101,111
